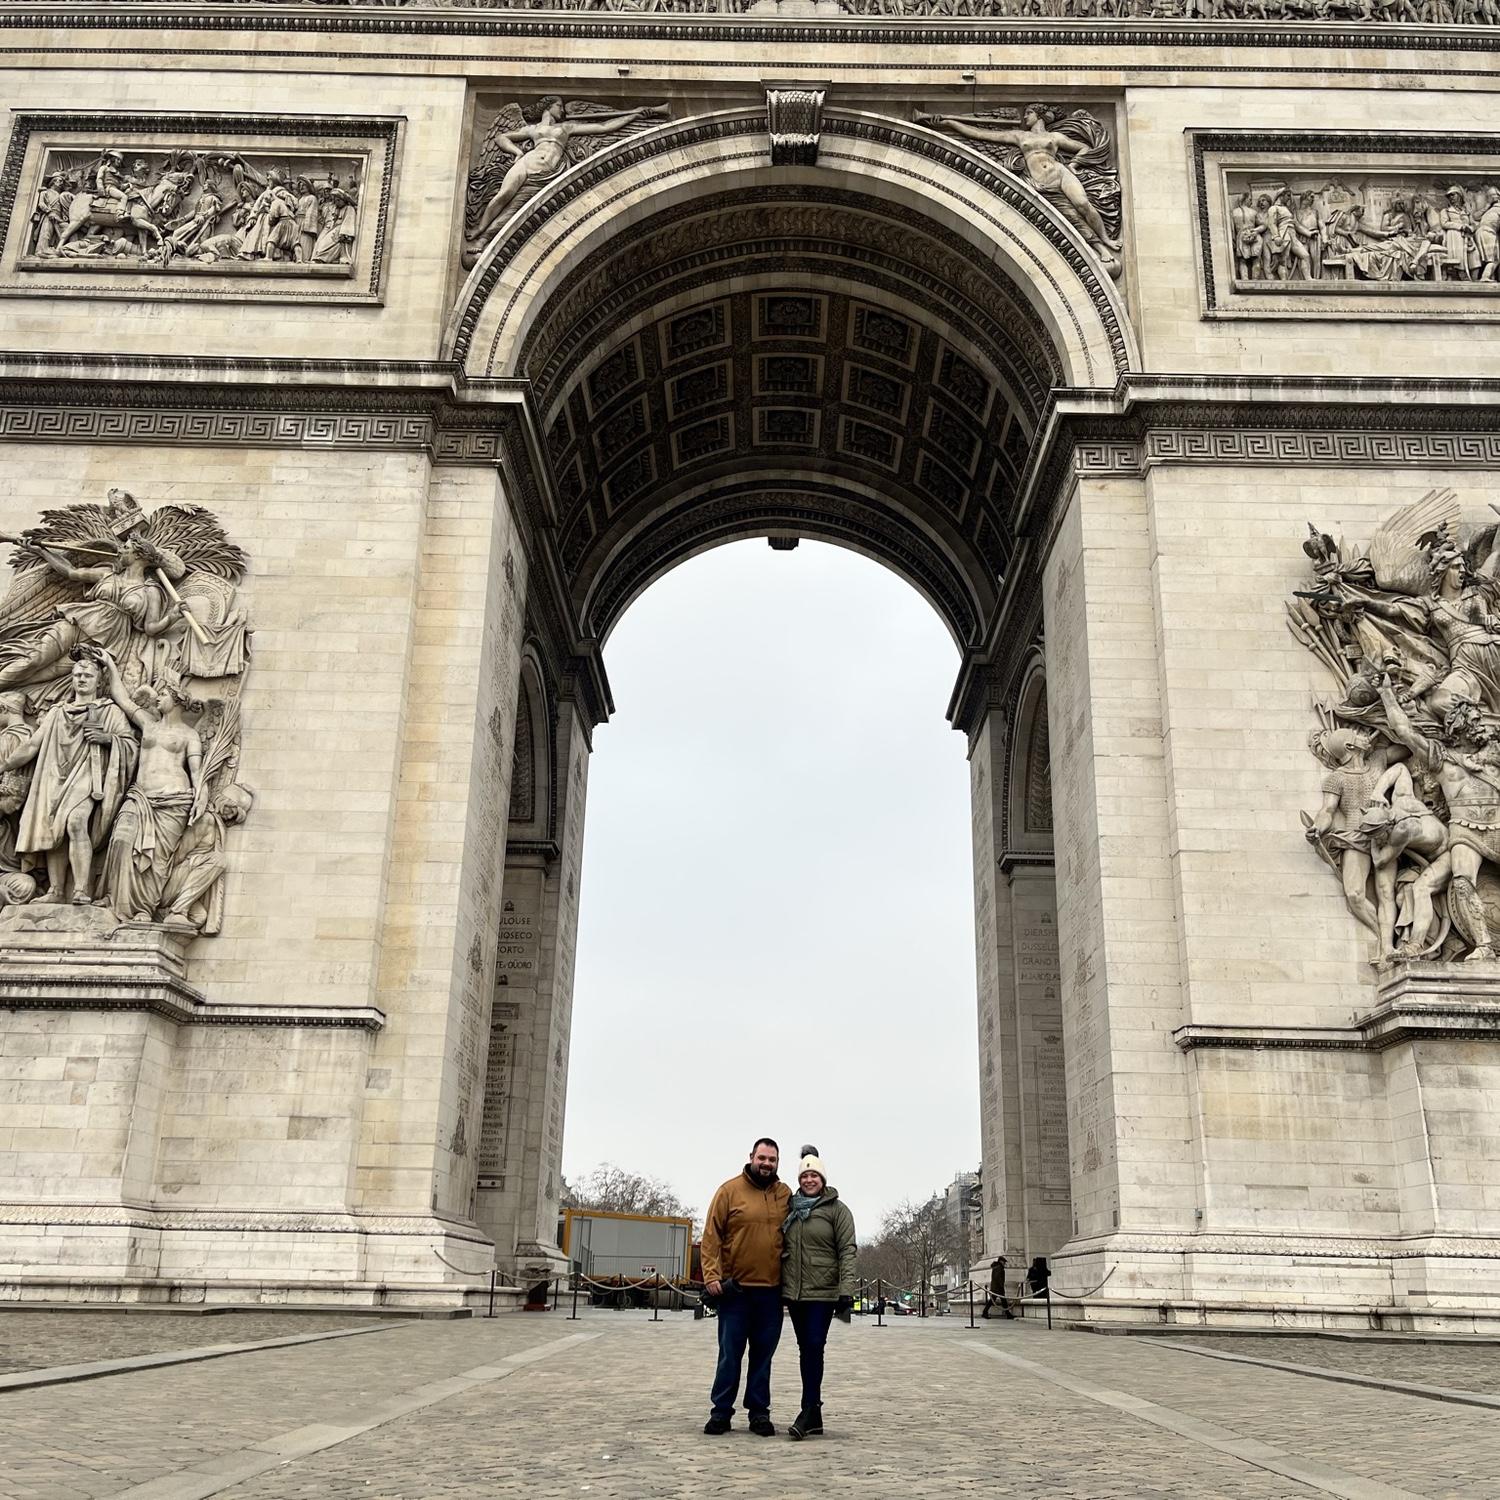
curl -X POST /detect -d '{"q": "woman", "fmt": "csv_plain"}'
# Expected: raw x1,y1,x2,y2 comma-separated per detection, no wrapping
780,1145,857,1441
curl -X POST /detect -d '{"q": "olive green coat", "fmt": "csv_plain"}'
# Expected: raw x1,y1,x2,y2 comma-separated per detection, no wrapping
780,1186,857,1302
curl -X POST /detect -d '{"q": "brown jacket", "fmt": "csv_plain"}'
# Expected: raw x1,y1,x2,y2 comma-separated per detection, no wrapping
700,1168,791,1287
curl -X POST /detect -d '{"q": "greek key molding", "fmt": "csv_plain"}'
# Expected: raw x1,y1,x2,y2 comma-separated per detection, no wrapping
0,406,436,449
1145,428,1500,466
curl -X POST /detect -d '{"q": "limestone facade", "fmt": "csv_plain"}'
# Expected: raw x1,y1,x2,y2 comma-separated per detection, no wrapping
0,4,1496,1327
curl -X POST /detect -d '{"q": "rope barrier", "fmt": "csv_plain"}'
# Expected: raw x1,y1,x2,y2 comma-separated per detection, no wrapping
431,1247,496,1280
1014,1266,1117,1302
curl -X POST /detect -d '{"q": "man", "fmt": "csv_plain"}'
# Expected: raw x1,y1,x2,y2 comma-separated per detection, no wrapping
700,1137,790,1436
981,1255,1012,1319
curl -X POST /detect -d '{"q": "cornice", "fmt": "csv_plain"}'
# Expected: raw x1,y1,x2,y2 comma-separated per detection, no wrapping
0,978,388,1028
3,6,1500,57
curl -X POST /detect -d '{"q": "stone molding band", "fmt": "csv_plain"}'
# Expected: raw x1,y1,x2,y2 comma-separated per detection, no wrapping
7,9,1500,56
0,986,388,1028
5,360,1500,745
1056,1228,1500,1260
0,1204,490,1238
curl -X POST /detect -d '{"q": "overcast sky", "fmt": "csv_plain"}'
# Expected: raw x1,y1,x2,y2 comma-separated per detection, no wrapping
564,539,980,1239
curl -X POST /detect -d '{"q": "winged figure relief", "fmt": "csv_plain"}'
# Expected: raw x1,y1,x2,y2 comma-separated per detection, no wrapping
461,97,671,268
1290,489,1500,968
0,489,252,931
913,103,1124,277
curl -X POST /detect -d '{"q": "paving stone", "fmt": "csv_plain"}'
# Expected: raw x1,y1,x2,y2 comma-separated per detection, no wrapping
7,1313,1500,1500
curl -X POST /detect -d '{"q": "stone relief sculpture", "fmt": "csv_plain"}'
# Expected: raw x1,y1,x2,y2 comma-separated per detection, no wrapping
0,489,252,930
1226,173,1500,286
916,104,1123,277
461,97,671,267
1289,488,1500,964
175,0,1500,19
21,146,364,272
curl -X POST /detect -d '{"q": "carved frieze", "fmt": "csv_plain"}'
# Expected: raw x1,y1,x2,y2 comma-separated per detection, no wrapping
0,488,252,937
1192,132,1500,320
110,0,1500,24
0,114,401,304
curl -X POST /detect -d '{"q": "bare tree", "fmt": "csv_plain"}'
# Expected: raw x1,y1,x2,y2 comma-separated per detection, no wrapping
565,1163,698,1229
875,1195,960,1301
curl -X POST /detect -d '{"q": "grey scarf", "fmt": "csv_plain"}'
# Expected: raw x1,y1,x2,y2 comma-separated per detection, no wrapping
783,1191,824,1229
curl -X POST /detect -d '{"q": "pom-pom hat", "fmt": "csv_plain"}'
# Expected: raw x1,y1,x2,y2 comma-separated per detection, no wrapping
796,1144,827,1185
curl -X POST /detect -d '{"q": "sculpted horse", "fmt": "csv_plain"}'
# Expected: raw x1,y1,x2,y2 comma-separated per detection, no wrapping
53,193,166,260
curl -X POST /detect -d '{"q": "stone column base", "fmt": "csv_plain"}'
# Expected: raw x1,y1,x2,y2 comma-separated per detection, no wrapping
1044,1230,1500,1332
0,1207,504,1310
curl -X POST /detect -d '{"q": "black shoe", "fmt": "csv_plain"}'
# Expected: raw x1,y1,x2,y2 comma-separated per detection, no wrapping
788,1408,823,1441
748,1416,776,1437
703,1416,731,1435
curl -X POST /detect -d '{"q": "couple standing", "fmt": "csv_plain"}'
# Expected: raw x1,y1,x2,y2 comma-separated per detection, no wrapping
700,1137,857,1441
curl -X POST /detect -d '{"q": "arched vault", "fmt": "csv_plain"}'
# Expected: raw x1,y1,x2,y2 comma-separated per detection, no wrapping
448,107,1135,660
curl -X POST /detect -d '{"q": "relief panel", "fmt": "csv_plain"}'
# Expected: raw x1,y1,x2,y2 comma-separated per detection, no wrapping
1191,131,1500,321
0,113,401,305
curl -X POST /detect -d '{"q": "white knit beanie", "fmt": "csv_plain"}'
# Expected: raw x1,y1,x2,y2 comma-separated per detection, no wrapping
797,1144,827,1186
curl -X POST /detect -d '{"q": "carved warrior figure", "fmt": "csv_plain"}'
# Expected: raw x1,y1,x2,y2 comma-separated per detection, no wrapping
914,104,1123,277
461,97,672,267
0,490,251,927
1288,488,1500,964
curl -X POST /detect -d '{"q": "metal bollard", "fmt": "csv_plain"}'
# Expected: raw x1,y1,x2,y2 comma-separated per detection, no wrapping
488,1267,497,1319
652,1271,661,1322
875,1277,884,1328
568,1272,581,1321
968,1280,976,1329
1045,1282,1052,1330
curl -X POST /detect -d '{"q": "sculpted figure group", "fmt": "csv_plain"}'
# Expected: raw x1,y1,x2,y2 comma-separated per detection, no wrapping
236,0,1500,20
27,148,362,271
1291,489,1500,964
0,489,252,932
1231,181,1500,286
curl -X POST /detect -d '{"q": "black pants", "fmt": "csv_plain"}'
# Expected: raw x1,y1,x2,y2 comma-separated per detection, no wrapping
786,1299,837,1412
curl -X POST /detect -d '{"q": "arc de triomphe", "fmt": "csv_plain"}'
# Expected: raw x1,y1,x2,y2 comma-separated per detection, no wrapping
0,1,1498,1330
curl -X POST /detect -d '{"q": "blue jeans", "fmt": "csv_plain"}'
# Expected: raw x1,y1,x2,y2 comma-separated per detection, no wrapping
786,1300,836,1412
710,1285,783,1420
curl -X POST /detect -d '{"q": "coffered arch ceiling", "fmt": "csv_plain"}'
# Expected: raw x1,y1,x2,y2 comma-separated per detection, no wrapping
507,163,1109,650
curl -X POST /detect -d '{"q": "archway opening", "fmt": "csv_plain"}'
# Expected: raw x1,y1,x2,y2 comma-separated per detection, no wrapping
566,539,977,1232
474,143,1106,1281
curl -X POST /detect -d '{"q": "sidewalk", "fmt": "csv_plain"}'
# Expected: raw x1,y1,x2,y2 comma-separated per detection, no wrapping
3,1308,1498,1499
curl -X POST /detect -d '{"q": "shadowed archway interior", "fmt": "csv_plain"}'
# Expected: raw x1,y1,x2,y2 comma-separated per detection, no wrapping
515,183,1069,651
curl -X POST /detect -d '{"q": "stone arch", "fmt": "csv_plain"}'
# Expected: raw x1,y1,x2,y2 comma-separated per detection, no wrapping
448,107,1136,389
449,108,1135,659
506,647,554,850
1005,650,1054,861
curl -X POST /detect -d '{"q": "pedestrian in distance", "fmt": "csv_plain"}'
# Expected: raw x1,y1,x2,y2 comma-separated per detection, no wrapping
779,1145,857,1441
981,1254,1013,1319
701,1137,791,1436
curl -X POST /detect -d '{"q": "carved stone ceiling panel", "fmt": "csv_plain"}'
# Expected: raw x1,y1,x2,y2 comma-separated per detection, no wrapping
523,189,1054,643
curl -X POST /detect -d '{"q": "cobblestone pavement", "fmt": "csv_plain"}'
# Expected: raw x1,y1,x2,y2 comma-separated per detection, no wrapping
0,1311,368,1375
1182,1333,1500,1395
4,1311,1500,1500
